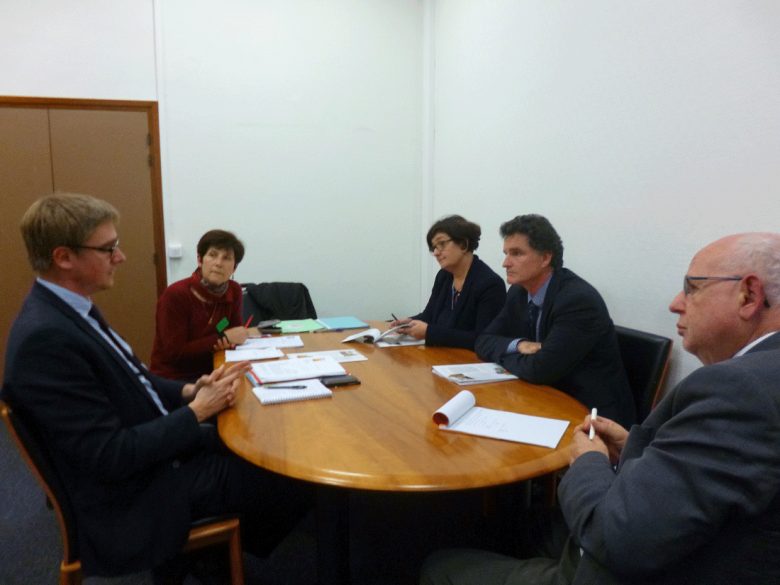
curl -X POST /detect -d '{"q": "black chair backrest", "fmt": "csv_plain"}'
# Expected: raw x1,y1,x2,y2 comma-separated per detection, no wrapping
242,282,317,322
614,325,673,422
1,400,80,564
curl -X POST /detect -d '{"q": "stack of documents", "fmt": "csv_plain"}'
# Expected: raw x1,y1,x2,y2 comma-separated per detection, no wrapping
249,355,346,384
225,335,305,362
246,356,347,405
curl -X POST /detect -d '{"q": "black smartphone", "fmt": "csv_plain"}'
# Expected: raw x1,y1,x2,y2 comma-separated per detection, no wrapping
320,375,361,388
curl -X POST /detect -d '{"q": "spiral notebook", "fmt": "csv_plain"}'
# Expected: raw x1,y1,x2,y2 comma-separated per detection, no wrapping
249,376,333,405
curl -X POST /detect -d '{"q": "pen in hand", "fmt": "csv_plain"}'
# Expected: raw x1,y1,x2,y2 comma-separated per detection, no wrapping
391,313,399,322
589,408,597,440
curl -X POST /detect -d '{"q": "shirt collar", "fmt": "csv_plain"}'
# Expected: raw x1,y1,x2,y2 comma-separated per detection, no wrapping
37,277,93,317
527,273,553,307
734,330,780,357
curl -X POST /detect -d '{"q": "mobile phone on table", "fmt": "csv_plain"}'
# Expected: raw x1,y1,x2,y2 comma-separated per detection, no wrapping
320,375,360,388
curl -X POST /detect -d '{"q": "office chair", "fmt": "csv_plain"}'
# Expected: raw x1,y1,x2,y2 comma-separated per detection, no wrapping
614,325,673,422
0,400,245,585
242,282,317,323
535,326,673,507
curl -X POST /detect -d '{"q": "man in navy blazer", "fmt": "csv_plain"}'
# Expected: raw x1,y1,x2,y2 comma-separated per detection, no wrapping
475,215,636,427
422,232,780,585
2,194,310,580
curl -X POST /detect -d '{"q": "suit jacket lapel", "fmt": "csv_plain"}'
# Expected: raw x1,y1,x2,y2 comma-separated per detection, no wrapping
538,269,564,341
32,283,162,411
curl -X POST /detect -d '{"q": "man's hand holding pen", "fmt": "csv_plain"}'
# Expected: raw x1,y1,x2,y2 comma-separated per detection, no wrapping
570,411,629,466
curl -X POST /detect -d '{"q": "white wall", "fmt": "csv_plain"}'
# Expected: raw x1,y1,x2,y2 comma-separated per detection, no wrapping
0,0,157,100
156,0,425,321
3,0,780,388
433,0,780,388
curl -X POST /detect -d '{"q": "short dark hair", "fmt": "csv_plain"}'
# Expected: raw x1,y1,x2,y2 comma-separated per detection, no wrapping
426,215,481,253
197,230,245,265
499,214,564,269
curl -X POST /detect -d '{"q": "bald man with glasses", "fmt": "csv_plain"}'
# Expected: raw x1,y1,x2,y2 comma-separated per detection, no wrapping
422,232,780,585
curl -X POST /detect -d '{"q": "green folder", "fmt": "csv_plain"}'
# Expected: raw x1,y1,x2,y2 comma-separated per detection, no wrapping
276,319,326,334
316,316,370,330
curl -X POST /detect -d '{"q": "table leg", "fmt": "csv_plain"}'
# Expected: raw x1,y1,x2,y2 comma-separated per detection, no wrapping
316,485,350,585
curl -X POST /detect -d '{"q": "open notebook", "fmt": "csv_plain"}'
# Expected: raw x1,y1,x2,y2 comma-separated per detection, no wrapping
248,376,333,405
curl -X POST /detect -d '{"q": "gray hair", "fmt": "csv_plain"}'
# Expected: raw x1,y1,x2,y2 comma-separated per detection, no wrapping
724,233,780,307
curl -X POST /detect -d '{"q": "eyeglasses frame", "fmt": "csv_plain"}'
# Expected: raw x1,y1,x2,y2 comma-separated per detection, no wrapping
73,239,121,259
683,275,770,308
429,238,453,254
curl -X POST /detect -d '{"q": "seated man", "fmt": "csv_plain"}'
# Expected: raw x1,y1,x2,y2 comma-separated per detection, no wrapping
475,215,635,427
423,232,780,585
2,194,311,580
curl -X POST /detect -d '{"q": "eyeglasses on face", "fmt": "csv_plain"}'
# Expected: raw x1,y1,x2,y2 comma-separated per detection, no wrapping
683,275,771,308
682,276,742,296
429,239,452,254
74,240,121,259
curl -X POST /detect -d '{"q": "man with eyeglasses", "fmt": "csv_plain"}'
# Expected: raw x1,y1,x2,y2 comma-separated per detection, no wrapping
3,194,312,582
422,232,780,585
475,214,636,427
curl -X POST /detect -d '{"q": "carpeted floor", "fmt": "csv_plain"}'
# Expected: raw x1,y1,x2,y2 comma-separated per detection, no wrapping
1,421,508,585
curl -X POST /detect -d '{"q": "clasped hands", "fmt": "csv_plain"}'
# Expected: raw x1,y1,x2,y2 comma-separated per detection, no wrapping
570,413,629,466
184,361,251,422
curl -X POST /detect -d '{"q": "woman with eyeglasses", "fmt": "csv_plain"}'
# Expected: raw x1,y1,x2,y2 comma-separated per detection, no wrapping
150,229,248,380
390,215,506,350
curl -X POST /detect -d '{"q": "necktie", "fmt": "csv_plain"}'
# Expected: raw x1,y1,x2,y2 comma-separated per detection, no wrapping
88,305,168,414
527,299,540,342
88,305,149,376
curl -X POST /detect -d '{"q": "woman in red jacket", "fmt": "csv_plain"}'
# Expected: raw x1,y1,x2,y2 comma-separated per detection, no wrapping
150,230,248,380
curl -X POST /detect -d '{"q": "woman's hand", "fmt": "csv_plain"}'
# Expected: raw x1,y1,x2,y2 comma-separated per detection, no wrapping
223,326,249,346
404,319,428,340
212,326,249,351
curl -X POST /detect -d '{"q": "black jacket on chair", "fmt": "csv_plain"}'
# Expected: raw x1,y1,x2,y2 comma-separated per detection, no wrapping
243,282,317,321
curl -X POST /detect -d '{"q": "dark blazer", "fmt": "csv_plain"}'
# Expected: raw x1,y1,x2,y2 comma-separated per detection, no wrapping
2,282,211,576
412,255,506,350
475,268,635,427
560,333,780,585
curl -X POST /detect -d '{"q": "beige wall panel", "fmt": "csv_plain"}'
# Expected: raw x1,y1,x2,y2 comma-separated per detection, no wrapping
0,107,54,379
49,109,157,364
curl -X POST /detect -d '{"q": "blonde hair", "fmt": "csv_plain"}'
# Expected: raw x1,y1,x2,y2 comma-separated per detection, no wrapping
20,193,119,272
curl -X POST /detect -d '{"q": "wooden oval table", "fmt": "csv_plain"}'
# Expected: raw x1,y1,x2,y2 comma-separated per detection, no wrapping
217,322,588,584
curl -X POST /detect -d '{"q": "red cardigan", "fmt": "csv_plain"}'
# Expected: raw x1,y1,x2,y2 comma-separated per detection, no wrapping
150,271,243,380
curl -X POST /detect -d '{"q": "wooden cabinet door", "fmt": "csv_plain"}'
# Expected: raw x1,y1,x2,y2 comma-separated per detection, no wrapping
0,107,54,380
1,102,163,375
49,108,158,364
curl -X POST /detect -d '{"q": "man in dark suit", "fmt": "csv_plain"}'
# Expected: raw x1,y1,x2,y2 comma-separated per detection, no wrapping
422,232,780,585
475,215,635,427
2,194,310,581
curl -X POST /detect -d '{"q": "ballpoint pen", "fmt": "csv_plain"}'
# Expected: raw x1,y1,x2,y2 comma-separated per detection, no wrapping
589,408,597,440
264,385,307,390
